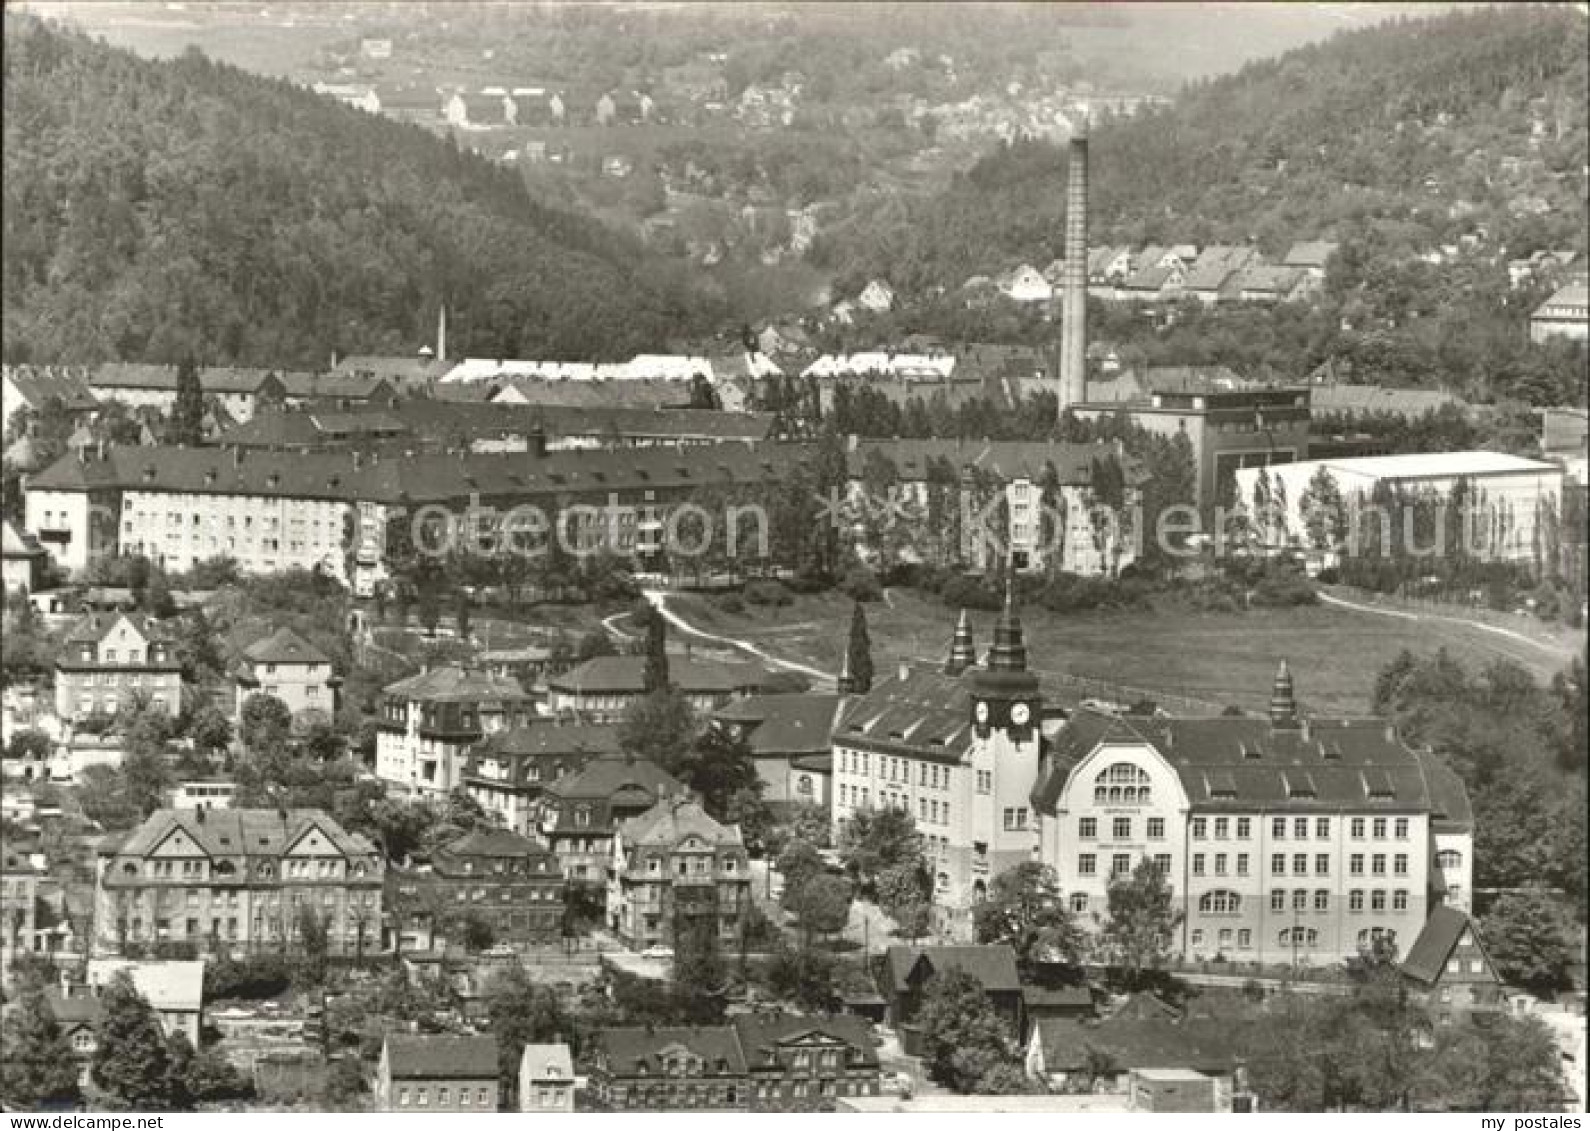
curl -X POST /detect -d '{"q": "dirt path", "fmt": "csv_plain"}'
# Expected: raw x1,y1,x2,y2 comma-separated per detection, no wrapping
642,589,836,686
1316,590,1578,666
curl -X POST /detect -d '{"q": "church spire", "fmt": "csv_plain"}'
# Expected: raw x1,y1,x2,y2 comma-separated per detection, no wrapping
945,609,977,676
1269,658,1299,729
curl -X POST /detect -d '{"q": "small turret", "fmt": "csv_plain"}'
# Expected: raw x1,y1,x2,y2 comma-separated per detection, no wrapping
985,576,1028,674
1269,659,1300,730
945,609,977,676
836,646,856,695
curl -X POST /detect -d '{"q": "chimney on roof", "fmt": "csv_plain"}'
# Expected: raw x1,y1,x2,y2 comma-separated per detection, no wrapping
1058,104,1090,416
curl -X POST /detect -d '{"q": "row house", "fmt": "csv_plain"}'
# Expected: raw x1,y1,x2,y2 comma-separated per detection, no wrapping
461,724,622,836
93,808,384,957
23,441,816,590
540,757,685,882
607,797,752,951
830,599,1044,920
387,828,564,952
55,612,183,725
1031,662,1474,967
85,364,317,422
375,666,533,799
589,1013,881,1111
233,626,339,722
376,1034,500,1112
844,437,1146,577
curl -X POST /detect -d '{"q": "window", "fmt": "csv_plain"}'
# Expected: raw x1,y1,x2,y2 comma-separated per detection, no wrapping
1371,891,1387,911
1214,853,1228,876
1393,890,1409,911
1271,854,1286,876
1293,853,1308,875
417,1089,429,1108
1292,890,1308,911
1394,817,1409,839
1238,929,1252,948
1350,854,1365,875
1236,818,1251,839
1111,854,1131,878
1372,818,1387,839
1315,854,1330,876
1190,929,1204,948
1271,890,1286,912
1147,818,1165,840
1214,818,1229,839
1314,890,1329,912
1236,854,1249,876
1079,818,1097,839
1153,853,1172,874
1191,818,1207,839
1437,849,1462,870
1078,854,1096,876
1294,818,1308,839
399,1089,410,1108
1315,818,1331,838
1351,818,1366,839
1070,892,1089,913
1113,817,1131,840
1192,854,1205,876
1199,890,1240,914
438,1088,450,1106
1372,854,1387,876
460,1090,470,1107
1218,928,1233,949
1393,854,1408,876
1350,890,1364,911
1272,817,1286,839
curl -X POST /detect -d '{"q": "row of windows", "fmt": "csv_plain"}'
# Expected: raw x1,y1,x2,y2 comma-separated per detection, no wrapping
396,1086,493,1108
1187,924,1396,952
1192,853,1250,876
1266,889,1410,913
1190,816,1413,841
837,750,955,791
1078,817,1167,841
1078,853,1171,878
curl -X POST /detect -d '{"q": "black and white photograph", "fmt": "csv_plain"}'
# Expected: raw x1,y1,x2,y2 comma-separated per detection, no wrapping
0,0,1585,1118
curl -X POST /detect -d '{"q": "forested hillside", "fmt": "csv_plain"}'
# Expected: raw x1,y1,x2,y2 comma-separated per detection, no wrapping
819,5,1588,289
1,14,722,367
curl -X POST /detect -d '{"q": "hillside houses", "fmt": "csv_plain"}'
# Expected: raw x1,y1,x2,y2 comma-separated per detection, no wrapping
992,241,1336,307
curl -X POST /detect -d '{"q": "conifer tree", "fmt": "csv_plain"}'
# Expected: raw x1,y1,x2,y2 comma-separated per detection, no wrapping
643,604,670,693
0,986,81,1111
170,355,205,447
846,601,874,693
91,972,177,1109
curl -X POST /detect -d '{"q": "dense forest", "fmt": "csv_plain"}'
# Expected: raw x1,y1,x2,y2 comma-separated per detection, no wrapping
0,14,726,368
819,5,1588,289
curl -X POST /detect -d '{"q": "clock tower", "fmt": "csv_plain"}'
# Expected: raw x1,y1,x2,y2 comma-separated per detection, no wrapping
969,580,1041,744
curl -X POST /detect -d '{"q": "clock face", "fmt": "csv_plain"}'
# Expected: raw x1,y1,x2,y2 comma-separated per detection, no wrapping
974,701,990,724
1011,702,1032,727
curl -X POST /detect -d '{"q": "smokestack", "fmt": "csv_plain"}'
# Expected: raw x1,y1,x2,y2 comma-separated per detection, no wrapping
437,304,448,364
1058,105,1089,415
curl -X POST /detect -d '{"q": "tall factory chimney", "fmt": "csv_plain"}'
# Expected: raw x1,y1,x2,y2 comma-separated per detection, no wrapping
1058,105,1089,416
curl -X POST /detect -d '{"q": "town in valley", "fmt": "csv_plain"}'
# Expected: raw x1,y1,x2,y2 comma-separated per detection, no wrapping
1,0,1587,1117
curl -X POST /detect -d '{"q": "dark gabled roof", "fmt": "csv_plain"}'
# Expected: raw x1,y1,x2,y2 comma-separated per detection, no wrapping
730,1013,879,1069
845,439,1146,489
241,626,330,666
385,1034,498,1079
275,372,396,401
2,520,46,559
472,724,622,762
437,376,693,410
1401,906,1494,987
1031,707,1462,816
104,808,376,861
883,945,1021,994
1282,240,1339,268
88,364,305,395
437,827,554,861
44,990,106,1029
594,1026,747,1075
383,665,530,704
3,366,99,412
60,611,170,648
542,757,683,805
619,796,741,849
548,655,774,696
1234,265,1305,294
1031,1016,1253,1073
1023,985,1095,1010
835,666,975,765
1415,750,1473,833
712,693,845,756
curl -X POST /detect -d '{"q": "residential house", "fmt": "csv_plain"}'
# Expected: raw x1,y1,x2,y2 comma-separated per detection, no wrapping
1031,662,1476,966
710,693,843,811
1182,246,1261,305
54,612,182,724
1530,282,1589,343
93,808,384,958
1400,906,1505,1025
1024,1009,1252,1099
539,756,685,881
233,626,339,722
376,1034,500,1112
857,280,896,313
86,364,294,422
42,988,104,1081
732,1013,883,1108
545,656,774,723
1119,263,1185,302
1282,240,1338,281
1,366,99,437
169,779,238,811
518,1043,576,1112
462,724,622,836
2,520,47,596
84,959,205,1045
1232,265,1309,303
374,666,533,798
883,945,1023,1052
589,1025,749,1110
388,828,564,952
998,264,1053,304
607,796,751,951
